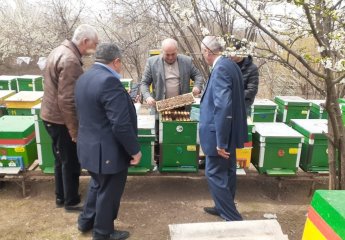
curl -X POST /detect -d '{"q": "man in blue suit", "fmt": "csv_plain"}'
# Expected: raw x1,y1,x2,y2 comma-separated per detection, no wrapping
75,43,141,240
199,36,248,221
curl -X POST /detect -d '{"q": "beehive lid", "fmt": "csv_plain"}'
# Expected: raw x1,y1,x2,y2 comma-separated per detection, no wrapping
0,75,17,81
291,119,328,139
120,78,133,83
192,98,201,107
149,49,161,56
156,93,195,112
17,75,42,80
5,91,43,108
309,99,325,106
311,190,345,238
254,122,303,138
138,115,155,130
253,99,277,107
31,103,41,115
0,90,16,103
275,96,311,106
0,115,35,139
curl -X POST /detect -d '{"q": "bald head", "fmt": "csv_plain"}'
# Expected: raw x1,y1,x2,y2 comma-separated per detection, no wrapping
161,38,178,64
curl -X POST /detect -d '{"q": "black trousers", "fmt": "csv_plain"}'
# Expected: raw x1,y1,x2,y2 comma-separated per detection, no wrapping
78,169,128,235
43,121,81,206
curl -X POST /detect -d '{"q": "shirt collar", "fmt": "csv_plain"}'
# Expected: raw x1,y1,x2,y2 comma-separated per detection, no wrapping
212,55,222,68
94,62,122,79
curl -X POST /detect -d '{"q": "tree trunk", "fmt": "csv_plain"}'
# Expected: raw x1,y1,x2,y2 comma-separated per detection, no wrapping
326,77,345,189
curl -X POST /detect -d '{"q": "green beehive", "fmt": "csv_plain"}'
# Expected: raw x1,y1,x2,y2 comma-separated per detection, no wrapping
251,99,278,122
290,119,329,172
159,144,199,173
5,91,44,116
31,104,54,173
246,117,254,146
310,190,345,238
159,114,199,172
0,115,35,139
338,98,345,104
0,115,37,168
0,75,18,91
251,122,304,176
120,78,133,91
275,96,311,123
129,115,155,175
0,156,24,171
0,90,16,117
309,100,328,119
16,75,43,91
159,121,198,144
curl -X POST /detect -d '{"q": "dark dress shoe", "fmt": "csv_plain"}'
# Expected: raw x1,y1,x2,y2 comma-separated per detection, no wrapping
204,207,220,216
109,230,129,240
78,224,93,233
65,202,84,212
93,230,129,240
56,198,64,208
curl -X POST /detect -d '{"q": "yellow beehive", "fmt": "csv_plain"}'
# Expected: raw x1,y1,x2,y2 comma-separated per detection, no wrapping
0,90,16,105
5,91,44,109
236,147,252,168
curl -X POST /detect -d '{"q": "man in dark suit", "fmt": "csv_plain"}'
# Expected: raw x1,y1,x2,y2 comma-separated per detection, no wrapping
75,43,141,240
199,36,248,221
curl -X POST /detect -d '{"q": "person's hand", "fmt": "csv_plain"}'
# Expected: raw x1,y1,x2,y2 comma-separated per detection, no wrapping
217,147,230,159
131,151,142,165
134,95,141,103
146,97,156,107
192,87,201,96
72,138,77,143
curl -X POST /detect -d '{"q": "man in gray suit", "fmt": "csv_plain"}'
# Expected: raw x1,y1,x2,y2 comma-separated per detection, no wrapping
140,38,204,106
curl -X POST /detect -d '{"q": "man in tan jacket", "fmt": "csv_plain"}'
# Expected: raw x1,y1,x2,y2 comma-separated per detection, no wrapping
41,24,99,211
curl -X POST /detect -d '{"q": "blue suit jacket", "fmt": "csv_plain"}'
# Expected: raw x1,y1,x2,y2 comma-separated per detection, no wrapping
199,57,248,156
75,64,140,174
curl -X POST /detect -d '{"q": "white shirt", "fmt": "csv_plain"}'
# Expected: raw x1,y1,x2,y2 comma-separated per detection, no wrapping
212,55,222,68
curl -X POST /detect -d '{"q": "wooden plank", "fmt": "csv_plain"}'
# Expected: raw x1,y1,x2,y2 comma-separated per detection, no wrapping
28,160,39,171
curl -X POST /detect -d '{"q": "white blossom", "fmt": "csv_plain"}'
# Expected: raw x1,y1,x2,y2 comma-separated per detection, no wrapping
217,37,226,48
321,58,333,69
200,27,210,36
334,59,345,72
317,46,325,53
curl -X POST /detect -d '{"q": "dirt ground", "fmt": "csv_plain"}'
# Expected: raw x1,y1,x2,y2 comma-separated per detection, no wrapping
0,172,328,240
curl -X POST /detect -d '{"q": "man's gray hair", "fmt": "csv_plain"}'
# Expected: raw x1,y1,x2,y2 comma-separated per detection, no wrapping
162,38,178,50
72,24,98,45
202,36,223,53
95,43,122,64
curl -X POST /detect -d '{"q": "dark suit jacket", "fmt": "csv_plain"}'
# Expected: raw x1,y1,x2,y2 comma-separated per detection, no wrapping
199,57,248,156
75,64,140,174
140,54,204,101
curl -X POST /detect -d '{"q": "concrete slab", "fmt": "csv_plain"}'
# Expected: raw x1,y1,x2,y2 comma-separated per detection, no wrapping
169,219,289,240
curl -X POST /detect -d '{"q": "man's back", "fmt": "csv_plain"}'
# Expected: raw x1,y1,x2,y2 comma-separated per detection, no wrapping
41,40,82,138
75,64,138,174
200,57,247,155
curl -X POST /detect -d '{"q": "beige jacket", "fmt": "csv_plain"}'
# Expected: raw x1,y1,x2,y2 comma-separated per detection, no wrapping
41,40,83,139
